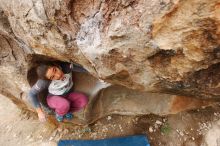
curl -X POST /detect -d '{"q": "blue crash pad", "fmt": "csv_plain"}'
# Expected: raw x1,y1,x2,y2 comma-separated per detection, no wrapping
58,135,150,146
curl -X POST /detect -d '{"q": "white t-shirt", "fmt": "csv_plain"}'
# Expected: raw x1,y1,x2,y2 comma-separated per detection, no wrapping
48,73,73,95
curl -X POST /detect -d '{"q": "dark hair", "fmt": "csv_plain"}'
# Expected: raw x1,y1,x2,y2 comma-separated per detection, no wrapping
36,62,60,80
36,64,50,80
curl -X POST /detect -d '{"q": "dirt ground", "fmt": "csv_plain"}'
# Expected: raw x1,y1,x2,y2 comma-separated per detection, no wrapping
0,95,220,146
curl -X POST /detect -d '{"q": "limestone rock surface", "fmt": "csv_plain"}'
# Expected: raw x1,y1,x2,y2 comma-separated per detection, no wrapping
0,0,219,120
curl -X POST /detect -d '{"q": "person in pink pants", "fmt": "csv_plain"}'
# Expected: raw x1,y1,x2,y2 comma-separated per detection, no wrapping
28,62,89,122
47,92,88,116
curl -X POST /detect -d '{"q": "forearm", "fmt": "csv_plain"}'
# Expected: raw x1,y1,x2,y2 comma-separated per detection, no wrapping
70,63,88,73
36,106,46,122
29,95,44,118
36,107,43,113
28,91,41,108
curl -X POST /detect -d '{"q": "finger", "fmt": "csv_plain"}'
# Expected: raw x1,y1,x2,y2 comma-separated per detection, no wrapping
40,118,46,122
39,116,46,122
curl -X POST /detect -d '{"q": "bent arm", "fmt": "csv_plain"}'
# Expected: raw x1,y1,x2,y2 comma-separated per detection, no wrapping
60,62,88,73
28,88,40,108
28,79,49,108
70,63,88,73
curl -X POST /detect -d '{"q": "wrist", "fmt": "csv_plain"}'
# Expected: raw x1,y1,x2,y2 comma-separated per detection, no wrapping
36,107,43,113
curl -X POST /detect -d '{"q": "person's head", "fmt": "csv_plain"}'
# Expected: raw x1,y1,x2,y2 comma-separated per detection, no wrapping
36,63,64,80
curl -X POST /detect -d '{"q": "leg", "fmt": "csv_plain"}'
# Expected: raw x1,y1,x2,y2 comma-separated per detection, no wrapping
67,92,88,112
46,95,70,116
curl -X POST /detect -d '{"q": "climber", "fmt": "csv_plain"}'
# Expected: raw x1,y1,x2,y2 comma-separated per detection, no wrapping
28,62,88,122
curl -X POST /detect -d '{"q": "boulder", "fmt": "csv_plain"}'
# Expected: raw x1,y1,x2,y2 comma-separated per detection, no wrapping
0,0,219,122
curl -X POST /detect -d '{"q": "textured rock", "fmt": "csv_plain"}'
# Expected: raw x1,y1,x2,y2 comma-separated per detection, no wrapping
83,85,214,124
202,120,220,146
0,0,219,121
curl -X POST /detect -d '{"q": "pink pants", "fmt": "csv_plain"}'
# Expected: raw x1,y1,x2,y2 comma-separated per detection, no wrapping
47,92,88,116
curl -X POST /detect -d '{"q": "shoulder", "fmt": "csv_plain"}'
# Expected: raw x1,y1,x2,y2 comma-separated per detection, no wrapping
33,79,50,90
60,62,71,73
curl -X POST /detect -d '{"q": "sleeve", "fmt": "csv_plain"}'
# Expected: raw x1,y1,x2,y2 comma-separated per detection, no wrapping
70,63,88,73
28,79,49,108
60,62,88,73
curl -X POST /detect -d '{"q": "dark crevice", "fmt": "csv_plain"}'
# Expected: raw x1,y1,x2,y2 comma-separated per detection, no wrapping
26,54,101,109
148,49,177,68
4,37,17,60
187,63,220,89
1,54,9,58
155,62,220,100
213,45,220,59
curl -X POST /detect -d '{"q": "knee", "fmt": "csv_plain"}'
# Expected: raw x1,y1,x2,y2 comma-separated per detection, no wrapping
78,94,88,107
69,92,88,106
60,100,70,111
81,94,89,107
58,100,70,116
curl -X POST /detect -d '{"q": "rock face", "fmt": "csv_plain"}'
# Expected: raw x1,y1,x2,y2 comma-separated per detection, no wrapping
0,0,219,120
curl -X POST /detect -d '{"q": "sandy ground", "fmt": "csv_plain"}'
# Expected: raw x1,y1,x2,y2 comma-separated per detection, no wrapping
0,95,56,146
0,94,220,146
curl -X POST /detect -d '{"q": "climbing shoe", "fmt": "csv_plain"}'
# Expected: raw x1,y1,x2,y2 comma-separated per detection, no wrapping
55,113,64,122
64,113,73,120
